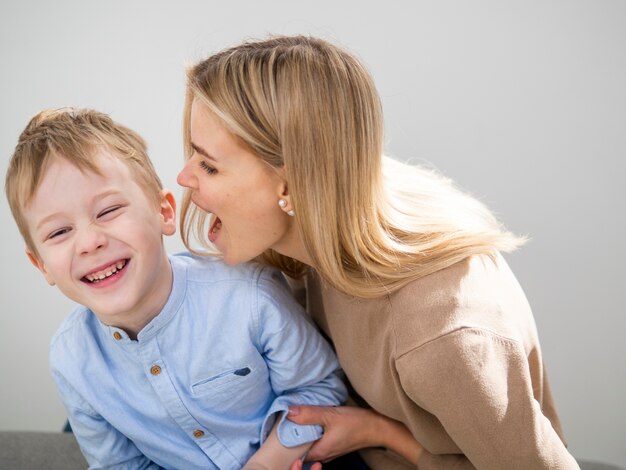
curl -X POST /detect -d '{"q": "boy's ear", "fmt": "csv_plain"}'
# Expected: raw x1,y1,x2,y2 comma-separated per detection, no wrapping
26,250,56,286
159,189,177,236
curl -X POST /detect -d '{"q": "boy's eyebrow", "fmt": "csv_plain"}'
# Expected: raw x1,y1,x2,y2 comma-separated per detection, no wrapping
36,212,66,231
190,142,217,161
35,189,123,230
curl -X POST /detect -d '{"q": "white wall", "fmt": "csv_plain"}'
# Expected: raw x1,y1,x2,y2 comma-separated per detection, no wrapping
1,0,624,466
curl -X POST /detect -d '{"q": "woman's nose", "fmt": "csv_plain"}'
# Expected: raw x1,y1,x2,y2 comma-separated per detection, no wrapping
177,161,195,189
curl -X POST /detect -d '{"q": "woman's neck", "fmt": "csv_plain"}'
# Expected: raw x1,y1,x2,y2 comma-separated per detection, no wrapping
273,224,315,267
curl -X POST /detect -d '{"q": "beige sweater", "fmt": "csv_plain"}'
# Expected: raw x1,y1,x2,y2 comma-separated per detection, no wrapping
303,253,579,469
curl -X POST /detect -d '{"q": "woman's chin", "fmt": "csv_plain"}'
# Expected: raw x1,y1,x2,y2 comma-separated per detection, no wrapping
220,246,260,267
219,246,240,266
221,255,241,266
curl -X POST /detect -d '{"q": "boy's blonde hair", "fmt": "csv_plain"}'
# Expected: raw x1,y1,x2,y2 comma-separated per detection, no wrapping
181,35,525,298
5,108,163,258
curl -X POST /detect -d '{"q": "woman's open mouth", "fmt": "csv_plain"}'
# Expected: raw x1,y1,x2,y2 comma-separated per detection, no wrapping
208,216,222,243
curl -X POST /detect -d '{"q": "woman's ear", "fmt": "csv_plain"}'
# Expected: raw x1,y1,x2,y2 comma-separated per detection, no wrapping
159,189,177,236
277,184,296,217
275,166,295,215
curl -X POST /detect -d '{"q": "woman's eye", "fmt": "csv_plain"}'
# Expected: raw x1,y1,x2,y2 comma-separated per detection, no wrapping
199,160,217,175
98,206,121,218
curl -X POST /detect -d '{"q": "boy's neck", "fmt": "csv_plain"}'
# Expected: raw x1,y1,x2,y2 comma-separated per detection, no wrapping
94,253,174,341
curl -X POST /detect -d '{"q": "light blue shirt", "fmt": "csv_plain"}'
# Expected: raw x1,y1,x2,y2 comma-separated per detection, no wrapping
50,253,347,470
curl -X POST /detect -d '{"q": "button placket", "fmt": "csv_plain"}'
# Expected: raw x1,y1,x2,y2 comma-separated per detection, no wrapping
138,326,239,469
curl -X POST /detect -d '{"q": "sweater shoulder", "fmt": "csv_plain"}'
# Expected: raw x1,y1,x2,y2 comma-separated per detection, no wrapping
389,253,534,356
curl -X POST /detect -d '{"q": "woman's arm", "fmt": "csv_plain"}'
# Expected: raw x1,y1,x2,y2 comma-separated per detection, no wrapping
286,405,422,465
396,328,580,469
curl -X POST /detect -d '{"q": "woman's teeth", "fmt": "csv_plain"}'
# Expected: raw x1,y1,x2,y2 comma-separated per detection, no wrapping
212,220,222,234
85,260,127,283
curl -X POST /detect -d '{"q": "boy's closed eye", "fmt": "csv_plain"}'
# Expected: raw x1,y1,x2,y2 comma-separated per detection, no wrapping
43,205,124,242
48,227,72,240
97,205,123,219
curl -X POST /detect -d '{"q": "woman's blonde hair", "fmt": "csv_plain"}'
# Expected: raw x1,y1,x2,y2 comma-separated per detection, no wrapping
5,108,163,258
181,35,524,298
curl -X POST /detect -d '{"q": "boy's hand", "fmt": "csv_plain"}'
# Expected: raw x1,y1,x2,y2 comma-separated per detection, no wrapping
242,464,271,470
289,459,322,470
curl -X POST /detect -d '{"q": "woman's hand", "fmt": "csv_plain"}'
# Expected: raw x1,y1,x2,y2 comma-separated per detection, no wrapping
286,405,384,463
287,405,423,466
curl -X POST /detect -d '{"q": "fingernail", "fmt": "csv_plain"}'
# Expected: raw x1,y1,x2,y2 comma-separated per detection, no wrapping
288,406,300,416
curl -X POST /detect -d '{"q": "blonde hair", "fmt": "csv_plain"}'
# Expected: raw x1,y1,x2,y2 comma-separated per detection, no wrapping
181,35,524,298
5,107,163,258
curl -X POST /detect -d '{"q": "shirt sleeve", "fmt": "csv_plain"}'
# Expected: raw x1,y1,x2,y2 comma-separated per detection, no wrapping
254,269,348,448
51,369,164,470
395,328,580,470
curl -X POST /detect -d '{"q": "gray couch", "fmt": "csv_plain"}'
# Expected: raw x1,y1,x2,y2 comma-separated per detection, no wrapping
0,431,86,470
0,431,623,470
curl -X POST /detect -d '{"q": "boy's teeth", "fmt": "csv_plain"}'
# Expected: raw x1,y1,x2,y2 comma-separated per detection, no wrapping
85,260,127,283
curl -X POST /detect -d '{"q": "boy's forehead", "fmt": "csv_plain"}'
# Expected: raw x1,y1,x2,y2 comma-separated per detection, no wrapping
29,151,131,203
27,150,157,216
45,149,127,181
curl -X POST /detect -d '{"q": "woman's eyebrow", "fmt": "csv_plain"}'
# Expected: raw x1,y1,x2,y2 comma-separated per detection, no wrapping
190,142,216,161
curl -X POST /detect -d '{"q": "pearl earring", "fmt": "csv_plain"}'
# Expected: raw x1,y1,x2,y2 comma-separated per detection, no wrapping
279,198,295,216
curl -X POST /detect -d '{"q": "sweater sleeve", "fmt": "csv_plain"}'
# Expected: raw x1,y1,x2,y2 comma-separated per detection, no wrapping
395,327,579,470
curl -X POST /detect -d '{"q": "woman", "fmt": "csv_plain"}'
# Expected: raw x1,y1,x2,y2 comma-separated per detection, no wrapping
177,35,579,469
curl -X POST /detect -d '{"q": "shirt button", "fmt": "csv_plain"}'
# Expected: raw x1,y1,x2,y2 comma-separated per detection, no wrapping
113,332,122,341
150,365,161,376
193,430,205,438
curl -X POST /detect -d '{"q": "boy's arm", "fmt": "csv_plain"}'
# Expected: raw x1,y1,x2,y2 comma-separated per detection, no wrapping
243,414,312,470
255,269,348,451
53,370,163,470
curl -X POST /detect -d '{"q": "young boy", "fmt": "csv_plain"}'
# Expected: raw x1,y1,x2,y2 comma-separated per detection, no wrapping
5,108,347,470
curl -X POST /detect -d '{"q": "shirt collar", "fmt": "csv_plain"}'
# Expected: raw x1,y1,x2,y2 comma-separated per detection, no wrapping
97,255,187,343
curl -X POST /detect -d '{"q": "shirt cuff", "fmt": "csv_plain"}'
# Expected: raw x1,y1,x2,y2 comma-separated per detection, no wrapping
260,398,323,448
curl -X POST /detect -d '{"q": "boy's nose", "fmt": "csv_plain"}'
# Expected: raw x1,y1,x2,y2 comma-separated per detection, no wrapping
76,225,107,255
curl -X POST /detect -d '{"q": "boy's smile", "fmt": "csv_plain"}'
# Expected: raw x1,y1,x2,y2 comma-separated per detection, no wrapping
81,258,128,285
24,151,176,337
